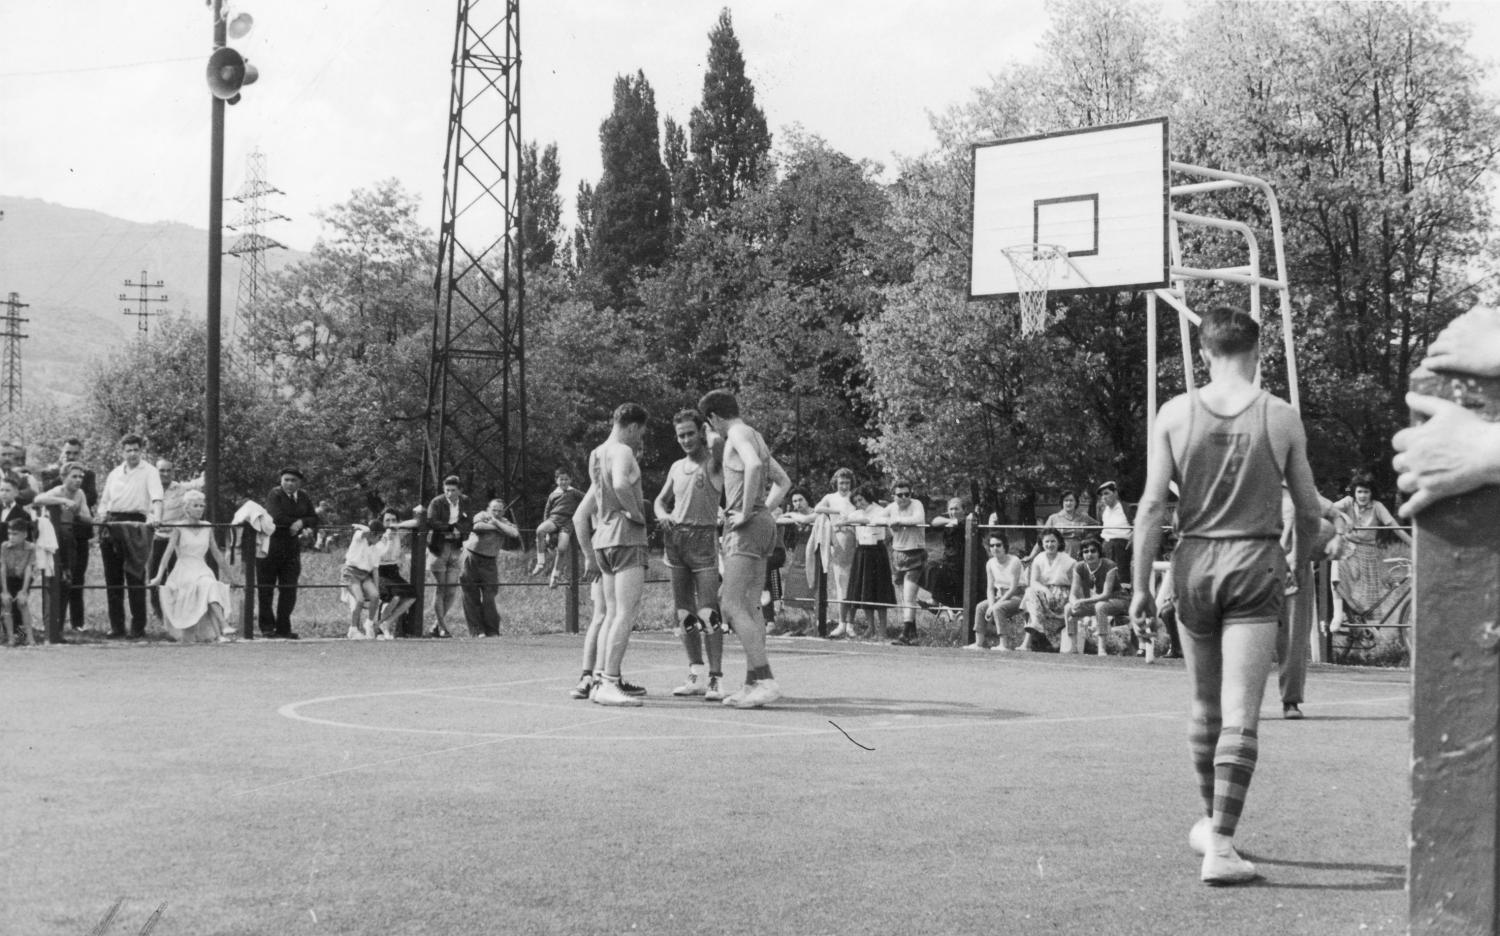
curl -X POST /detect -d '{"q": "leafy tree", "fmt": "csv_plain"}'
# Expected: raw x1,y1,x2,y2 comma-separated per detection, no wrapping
1173,1,1500,491
662,116,697,239
687,8,772,216
520,141,564,269
587,71,674,307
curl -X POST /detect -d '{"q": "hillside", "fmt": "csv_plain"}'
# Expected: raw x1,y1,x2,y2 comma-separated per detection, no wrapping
0,196,305,403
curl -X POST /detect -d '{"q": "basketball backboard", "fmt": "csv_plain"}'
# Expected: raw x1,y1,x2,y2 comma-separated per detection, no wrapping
968,117,1170,299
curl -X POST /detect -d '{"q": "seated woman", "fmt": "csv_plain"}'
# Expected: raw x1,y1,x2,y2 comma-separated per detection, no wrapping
968,531,1025,650
1328,472,1411,630
1021,526,1076,651
1064,537,1127,655
843,485,895,641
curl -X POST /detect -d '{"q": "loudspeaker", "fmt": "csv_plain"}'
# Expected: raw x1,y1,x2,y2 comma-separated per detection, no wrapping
206,46,258,101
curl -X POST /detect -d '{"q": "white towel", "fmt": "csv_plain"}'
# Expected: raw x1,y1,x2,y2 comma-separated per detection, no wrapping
230,500,277,558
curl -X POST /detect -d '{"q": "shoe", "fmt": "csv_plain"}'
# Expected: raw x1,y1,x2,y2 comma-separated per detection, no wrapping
530,558,547,576
704,675,726,702
961,642,986,651
568,676,594,700
724,678,782,709
591,679,643,707
827,625,848,639
107,631,128,640
1201,845,1259,885
1189,817,1212,856
672,673,706,696
891,635,916,647
279,632,300,640
428,624,452,639
1283,703,1303,720
619,678,647,697
347,625,362,640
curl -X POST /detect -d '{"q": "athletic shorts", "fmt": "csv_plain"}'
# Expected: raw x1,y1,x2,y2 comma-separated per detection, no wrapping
597,544,649,576
1172,537,1286,634
892,548,927,575
663,525,719,572
4,575,23,598
721,509,776,560
340,565,375,586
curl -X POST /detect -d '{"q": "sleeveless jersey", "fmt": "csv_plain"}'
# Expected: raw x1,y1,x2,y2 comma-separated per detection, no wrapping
723,425,772,515
667,457,722,526
588,442,647,549
1175,390,1284,540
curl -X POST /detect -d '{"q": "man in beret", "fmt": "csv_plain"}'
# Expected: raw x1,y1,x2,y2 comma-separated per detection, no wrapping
258,467,319,639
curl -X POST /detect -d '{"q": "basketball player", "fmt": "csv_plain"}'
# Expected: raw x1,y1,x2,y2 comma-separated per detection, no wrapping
586,403,651,707
1130,306,1323,885
654,409,728,701
698,388,790,709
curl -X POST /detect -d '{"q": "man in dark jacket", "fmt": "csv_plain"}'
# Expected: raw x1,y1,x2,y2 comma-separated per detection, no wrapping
258,467,319,639
424,475,470,638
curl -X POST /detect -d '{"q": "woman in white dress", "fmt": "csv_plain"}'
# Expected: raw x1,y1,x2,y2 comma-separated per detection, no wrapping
150,490,234,643
812,468,858,638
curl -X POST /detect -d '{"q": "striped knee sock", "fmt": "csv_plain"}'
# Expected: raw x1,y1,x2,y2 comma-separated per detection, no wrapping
1212,727,1260,839
1188,715,1221,817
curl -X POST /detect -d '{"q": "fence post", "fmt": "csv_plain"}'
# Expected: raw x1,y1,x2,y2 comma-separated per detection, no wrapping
1408,367,1500,935
43,504,64,644
814,552,828,638
960,515,977,646
239,521,257,639
564,536,580,634
406,516,427,638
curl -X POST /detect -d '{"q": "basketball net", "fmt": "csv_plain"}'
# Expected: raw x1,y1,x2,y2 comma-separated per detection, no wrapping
1002,244,1066,336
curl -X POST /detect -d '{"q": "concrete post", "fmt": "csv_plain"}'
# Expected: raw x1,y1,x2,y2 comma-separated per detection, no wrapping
1408,367,1500,935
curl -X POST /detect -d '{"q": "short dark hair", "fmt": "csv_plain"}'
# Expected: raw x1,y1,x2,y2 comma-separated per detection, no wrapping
6,515,31,534
789,488,810,503
697,388,739,421
1348,472,1376,495
1080,537,1104,554
443,474,461,487
987,531,1009,550
60,461,86,479
672,408,705,429
891,478,912,492
120,433,145,448
554,467,572,478
854,483,879,504
62,437,83,449
613,402,649,427
1199,306,1260,356
1038,526,1066,549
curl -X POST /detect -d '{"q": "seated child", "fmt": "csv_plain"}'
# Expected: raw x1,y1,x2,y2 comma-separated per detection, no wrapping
1,515,37,646
531,468,583,586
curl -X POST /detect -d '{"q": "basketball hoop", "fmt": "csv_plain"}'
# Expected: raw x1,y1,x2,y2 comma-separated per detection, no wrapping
1002,244,1067,335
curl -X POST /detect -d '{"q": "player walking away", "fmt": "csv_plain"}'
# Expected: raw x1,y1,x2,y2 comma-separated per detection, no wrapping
698,388,791,709
1130,306,1322,886
654,409,729,702
587,403,652,708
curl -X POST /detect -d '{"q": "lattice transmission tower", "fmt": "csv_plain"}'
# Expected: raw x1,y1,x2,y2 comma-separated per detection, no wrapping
226,148,287,358
423,0,527,509
0,293,29,433
120,271,168,336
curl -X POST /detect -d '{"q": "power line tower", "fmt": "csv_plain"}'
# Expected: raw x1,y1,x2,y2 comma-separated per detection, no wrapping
0,293,29,433
423,0,527,511
119,271,168,336
226,147,287,357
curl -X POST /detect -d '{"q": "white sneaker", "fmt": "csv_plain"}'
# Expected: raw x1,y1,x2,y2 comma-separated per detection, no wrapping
704,675,726,702
363,618,377,640
347,625,371,640
672,673,706,696
724,678,782,709
592,679,643,707
1201,845,1258,885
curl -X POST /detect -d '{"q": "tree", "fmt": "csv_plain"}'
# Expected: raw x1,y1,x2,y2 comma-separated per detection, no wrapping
1173,1,1500,490
587,71,674,307
520,141,564,269
688,8,771,216
662,116,697,239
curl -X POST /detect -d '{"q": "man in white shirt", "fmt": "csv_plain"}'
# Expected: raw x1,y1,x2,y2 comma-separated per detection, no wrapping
1096,481,1133,582
97,434,164,639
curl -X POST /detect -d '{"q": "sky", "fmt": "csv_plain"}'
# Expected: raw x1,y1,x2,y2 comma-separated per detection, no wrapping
1,1,1498,253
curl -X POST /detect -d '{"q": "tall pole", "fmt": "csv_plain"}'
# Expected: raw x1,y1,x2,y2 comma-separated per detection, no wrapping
206,0,225,525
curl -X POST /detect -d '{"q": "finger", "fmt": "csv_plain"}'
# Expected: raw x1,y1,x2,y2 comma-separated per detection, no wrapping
1404,392,1459,420
1398,488,1432,519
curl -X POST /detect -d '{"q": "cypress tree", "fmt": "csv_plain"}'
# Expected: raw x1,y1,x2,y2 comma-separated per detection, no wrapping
589,70,673,306
688,8,771,215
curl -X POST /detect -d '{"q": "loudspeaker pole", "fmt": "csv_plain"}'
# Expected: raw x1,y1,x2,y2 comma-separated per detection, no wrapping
206,0,226,525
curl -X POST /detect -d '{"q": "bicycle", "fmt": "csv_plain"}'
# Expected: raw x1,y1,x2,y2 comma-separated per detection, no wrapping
1325,556,1412,664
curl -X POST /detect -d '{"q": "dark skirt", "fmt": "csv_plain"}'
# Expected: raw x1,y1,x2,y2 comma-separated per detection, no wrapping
378,564,417,601
846,544,895,610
